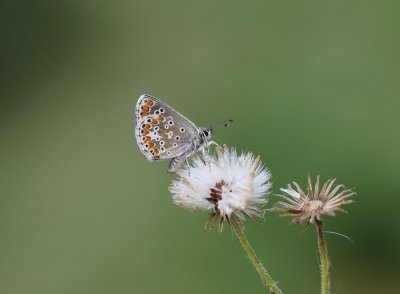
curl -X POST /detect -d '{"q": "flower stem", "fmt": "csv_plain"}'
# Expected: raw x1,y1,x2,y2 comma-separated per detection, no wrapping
316,220,330,294
231,219,283,294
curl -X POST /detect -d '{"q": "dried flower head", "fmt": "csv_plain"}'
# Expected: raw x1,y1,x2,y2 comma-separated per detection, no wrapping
274,175,355,225
169,146,272,231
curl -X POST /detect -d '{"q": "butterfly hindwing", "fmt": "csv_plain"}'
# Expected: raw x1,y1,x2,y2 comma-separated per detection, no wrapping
135,94,199,161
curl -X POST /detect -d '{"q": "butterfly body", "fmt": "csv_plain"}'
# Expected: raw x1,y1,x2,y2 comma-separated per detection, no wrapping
135,94,214,173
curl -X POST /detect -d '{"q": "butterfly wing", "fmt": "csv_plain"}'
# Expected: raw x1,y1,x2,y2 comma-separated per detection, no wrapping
135,94,199,161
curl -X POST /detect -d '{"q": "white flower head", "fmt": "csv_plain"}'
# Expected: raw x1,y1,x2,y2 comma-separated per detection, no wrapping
274,175,355,225
169,146,272,231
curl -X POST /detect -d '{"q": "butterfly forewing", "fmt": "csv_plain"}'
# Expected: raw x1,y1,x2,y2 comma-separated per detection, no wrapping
135,94,199,161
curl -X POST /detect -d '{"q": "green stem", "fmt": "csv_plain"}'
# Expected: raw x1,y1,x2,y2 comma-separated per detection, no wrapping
231,218,283,294
316,220,330,294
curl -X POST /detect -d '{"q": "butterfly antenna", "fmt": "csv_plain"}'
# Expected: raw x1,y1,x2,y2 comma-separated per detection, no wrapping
209,119,233,131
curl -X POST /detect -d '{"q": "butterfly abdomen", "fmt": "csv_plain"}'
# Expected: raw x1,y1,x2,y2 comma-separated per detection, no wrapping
168,155,186,173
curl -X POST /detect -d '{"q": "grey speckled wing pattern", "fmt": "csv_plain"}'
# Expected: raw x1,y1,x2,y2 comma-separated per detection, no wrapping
135,94,212,173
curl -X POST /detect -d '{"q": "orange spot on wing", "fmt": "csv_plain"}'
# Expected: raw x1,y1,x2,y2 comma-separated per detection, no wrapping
154,148,159,157
141,129,149,135
147,142,155,149
144,124,150,129
150,118,158,125
146,99,154,106
143,136,151,143
142,105,150,111
141,111,149,117
157,115,165,121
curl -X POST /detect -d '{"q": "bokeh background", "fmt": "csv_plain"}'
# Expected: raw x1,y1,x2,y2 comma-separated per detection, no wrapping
1,1,399,293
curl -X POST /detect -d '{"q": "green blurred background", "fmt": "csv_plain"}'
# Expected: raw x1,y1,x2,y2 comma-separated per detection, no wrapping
1,1,399,293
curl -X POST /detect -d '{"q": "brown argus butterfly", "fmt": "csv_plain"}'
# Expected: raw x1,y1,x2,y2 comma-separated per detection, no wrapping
135,94,231,173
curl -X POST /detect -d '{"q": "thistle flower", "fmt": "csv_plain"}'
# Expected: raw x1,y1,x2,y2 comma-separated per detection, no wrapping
274,175,355,225
169,146,272,231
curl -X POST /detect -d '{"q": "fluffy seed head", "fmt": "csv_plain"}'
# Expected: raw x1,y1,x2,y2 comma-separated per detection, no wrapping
274,175,355,225
169,146,272,231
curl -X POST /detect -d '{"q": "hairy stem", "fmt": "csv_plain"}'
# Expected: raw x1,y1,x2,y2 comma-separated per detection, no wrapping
231,218,283,294
316,220,330,294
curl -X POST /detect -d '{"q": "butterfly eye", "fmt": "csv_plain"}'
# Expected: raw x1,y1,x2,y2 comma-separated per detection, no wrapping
203,130,209,137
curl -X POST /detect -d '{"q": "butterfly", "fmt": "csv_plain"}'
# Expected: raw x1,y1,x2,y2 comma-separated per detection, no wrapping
135,94,231,173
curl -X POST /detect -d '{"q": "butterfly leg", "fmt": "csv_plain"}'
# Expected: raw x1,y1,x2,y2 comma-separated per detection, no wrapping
207,140,220,148
203,140,220,155
185,158,192,177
